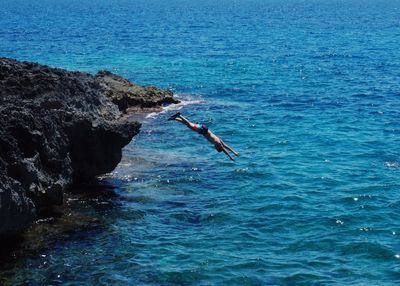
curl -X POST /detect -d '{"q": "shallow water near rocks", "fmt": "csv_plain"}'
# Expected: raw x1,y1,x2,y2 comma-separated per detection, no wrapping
1,0,400,285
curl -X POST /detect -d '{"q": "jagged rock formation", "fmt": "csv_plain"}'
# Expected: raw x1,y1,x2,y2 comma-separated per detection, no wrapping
96,70,179,111
0,58,176,235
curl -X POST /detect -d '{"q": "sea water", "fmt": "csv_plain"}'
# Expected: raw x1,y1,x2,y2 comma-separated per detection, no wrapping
1,0,400,285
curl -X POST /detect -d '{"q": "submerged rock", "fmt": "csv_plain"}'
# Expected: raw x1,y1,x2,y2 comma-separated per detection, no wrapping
0,57,176,235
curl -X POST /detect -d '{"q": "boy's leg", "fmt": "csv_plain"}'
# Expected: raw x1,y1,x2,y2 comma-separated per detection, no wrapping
222,141,239,157
222,146,235,161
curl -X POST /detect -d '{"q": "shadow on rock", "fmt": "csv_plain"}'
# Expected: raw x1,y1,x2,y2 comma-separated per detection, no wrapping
0,179,124,272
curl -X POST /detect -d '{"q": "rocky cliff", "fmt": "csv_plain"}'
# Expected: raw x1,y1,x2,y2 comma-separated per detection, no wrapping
0,58,176,235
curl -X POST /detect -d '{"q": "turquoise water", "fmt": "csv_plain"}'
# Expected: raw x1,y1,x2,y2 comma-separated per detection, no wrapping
2,0,400,284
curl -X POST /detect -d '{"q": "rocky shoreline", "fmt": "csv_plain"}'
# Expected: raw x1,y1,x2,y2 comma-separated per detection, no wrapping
0,58,178,239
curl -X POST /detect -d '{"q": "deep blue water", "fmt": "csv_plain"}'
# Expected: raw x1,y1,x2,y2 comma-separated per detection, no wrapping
2,0,400,284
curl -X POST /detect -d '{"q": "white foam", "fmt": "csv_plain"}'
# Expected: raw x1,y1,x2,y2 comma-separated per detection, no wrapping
385,161,400,169
145,94,206,119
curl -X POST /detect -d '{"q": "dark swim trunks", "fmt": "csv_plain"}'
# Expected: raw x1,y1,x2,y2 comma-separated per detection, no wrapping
194,124,208,135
